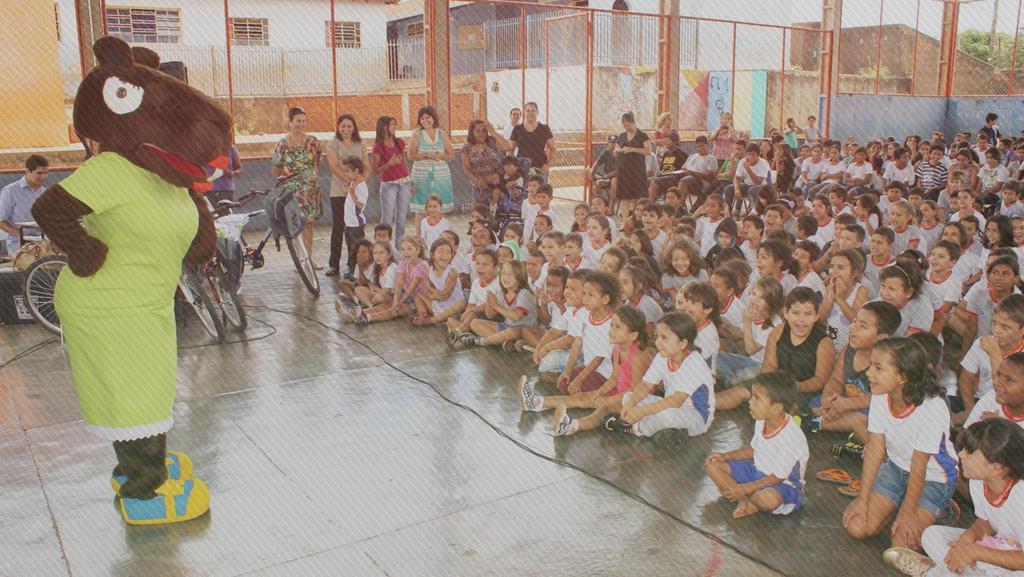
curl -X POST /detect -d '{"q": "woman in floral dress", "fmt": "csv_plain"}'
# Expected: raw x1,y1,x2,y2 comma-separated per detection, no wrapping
272,107,324,269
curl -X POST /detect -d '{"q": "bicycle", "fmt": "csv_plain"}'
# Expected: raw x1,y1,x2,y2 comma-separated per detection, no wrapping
15,222,66,335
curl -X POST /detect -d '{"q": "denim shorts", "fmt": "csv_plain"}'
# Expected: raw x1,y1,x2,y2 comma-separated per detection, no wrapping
871,460,956,518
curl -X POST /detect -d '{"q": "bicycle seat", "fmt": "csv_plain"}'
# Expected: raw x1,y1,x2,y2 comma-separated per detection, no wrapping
216,200,242,210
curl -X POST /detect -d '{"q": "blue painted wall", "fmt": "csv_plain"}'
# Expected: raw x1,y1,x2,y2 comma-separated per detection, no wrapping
829,94,948,142
946,97,1024,139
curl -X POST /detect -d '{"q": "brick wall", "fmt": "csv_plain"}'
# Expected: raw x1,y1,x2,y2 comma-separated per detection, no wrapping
286,92,485,134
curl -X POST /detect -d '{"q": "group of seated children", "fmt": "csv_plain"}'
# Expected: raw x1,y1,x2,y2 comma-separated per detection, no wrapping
332,129,1024,576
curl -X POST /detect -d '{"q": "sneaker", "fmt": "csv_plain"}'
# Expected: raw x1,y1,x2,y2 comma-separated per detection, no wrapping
446,329,461,348
325,267,340,277
460,334,483,346
882,547,934,576
604,415,634,433
336,299,356,323
831,434,864,460
354,308,369,327
553,405,578,436
519,376,542,412
799,413,821,434
501,341,518,353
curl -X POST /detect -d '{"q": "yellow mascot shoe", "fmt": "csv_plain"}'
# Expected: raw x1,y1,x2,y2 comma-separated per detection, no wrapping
111,451,194,494
119,477,210,526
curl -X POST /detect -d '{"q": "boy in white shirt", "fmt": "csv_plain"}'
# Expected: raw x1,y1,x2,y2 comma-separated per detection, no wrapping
678,135,719,207
965,351,1024,428
705,372,809,518
724,143,770,217
340,159,369,269
693,194,727,258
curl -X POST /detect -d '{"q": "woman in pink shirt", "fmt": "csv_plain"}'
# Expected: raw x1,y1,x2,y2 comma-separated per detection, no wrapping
371,115,412,241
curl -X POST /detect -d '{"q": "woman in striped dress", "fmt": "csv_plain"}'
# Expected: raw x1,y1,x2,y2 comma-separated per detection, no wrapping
410,105,454,234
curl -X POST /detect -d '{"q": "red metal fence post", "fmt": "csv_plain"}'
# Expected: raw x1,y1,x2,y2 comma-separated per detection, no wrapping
730,22,737,115
520,6,527,111
910,0,920,95
224,0,235,128
585,10,594,202
780,28,787,131
329,0,338,122
875,0,884,94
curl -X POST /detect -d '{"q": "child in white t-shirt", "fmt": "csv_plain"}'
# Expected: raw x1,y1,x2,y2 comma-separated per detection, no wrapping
446,249,499,343
705,372,809,518
965,350,1024,428
418,194,451,250
557,270,619,395
843,337,957,550
609,311,716,438
887,418,1024,576
958,295,1024,425
676,282,721,377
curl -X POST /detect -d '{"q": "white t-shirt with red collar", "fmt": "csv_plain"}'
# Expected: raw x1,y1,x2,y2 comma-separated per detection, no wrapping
524,203,551,244
570,309,615,378
720,294,746,330
868,394,958,484
581,238,611,270
696,215,724,258
815,217,836,245
468,275,501,306
961,339,1024,400
968,477,1024,547
965,390,1024,428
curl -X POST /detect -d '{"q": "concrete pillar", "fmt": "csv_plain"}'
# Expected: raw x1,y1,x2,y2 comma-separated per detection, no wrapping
658,0,680,123
0,0,69,148
425,0,452,130
75,0,106,73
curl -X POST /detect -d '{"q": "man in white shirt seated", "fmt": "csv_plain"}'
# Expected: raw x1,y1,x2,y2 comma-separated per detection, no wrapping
0,155,50,257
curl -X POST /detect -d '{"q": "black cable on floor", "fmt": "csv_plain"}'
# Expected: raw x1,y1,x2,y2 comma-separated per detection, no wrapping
245,303,787,577
0,337,59,369
178,315,279,350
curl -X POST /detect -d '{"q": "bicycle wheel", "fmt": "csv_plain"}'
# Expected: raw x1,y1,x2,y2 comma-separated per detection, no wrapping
22,254,67,335
209,266,247,332
285,235,320,297
180,266,225,343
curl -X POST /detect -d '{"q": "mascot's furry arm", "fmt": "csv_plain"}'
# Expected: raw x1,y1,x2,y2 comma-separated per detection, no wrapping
183,190,216,266
31,186,107,277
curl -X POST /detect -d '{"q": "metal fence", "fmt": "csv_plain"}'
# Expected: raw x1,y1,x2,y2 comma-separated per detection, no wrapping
836,0,1024,97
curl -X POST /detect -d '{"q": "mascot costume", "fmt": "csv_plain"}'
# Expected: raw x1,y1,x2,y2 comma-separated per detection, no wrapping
32,37,231,525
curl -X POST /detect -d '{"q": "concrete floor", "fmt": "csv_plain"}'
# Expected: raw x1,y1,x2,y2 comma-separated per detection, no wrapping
0,202,925,577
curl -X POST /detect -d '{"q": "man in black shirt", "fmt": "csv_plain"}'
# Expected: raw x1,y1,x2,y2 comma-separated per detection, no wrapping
647,132,688,200
507,102,557,180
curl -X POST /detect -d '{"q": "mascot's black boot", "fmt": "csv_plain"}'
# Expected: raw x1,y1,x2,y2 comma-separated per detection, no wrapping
113,434,168,499
112,434,210,526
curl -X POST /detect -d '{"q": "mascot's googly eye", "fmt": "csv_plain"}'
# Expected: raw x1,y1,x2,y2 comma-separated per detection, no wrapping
102,77,144,115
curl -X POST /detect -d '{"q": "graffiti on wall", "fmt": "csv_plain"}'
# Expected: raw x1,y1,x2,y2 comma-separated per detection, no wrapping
678,70,767,138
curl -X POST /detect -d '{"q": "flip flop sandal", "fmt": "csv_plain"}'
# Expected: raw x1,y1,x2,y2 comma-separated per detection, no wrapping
814,468,853,485
839,480,862,498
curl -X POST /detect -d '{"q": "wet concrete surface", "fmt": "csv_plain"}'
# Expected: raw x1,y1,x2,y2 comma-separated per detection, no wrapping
0,203,940,576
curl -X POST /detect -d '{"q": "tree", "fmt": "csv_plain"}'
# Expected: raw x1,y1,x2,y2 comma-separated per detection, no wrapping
958,29,1023,69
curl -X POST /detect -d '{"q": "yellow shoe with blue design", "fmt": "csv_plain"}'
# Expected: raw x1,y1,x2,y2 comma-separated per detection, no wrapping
111,451,193,495
119,477,210,526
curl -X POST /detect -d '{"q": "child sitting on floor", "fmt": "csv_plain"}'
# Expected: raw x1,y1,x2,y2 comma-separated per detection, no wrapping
531,269,587,384
966,351,1024,429
339,236,427,326
556,270,620,395
605,311,716,439
884,418,1024,576
705,371,809,519
446,249,500,344
519,306,655,437
843,337,958,551
351,241,397,309
413,238,465,326
461,260,537,349
811,301,902,445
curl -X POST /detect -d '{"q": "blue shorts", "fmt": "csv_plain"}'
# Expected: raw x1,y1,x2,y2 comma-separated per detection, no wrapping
871,460,956,518
728,459,804,515
809,394,870,416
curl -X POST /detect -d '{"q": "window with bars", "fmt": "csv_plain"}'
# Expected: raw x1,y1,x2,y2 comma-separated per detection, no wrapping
106,7,181,44
232,17,268,46
406,21,424,37
325,21,361,48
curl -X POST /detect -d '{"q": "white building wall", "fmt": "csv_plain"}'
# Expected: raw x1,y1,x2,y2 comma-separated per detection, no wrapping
56,0,388,98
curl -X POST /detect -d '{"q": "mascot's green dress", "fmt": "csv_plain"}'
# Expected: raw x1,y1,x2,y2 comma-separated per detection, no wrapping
32,37,231,525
